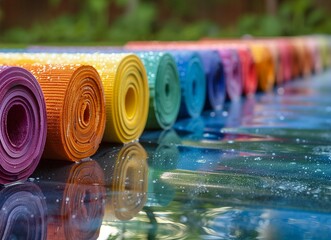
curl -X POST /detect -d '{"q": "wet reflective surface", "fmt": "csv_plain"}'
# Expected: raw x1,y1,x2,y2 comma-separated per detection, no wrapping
3,71,331,239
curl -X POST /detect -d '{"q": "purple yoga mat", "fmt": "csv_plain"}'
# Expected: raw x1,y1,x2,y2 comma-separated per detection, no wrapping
0,66,47,184
217,49,243,101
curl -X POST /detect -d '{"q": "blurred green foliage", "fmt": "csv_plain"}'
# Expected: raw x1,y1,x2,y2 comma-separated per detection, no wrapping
237,0,330,37
107,1,156,42
0,0,330,44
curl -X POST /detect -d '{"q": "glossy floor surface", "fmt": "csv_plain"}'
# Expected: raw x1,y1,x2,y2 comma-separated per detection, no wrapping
3,71,331,239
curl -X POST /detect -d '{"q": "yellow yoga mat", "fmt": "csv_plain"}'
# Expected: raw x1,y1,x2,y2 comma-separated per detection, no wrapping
0,53,149,143
248,44,276,92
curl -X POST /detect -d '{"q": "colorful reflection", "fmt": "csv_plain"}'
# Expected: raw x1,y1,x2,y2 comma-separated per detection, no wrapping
95,142,148,222
0,182,47,239
32,159,106,240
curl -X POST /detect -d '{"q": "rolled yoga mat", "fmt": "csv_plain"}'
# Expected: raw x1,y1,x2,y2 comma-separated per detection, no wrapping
0,182,47,239
234,46,257,96
317,36,331,70
0,66,46,184
32,159,106,240
305,37,323,74
94,142,148,221
28,64,105,161
196,50,226,111
275,39,293,82
292,39,313,77
214,48,243,100
137,52,181,129
126,43,227,111
301,39,314,77
288,40,303,79
0,53,149,143
262,41,283,85
169,51,206,118
248,43,276,92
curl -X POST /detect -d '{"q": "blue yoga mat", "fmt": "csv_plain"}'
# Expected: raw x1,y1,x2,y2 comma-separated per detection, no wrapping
197,50,226,111
169,50,206,118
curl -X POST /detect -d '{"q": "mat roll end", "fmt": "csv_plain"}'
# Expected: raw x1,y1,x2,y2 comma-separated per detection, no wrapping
141,52,181,130
0,66,47,184
35,64,106,161
103,54,149,143
171,51,206,119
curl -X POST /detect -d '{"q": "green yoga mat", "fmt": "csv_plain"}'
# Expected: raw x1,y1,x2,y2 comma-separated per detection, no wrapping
138,52,181,129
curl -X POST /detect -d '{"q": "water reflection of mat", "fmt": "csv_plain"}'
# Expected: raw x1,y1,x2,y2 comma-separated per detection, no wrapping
95,142,148,221
0,182,47,239
141,130,181,207
33,159,106,240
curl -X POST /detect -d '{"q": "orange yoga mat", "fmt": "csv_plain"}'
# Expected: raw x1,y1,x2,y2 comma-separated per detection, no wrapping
30,64,106,161
0,53,149,143
262,41,283,85
241,39,286,85
288,40,303,79
0,60,106,161
292,39,313,77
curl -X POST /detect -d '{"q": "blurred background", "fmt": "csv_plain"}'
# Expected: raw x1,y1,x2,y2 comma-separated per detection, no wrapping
0,0,331,44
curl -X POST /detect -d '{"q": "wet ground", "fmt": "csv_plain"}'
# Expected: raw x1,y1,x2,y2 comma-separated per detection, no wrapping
3,71,331,239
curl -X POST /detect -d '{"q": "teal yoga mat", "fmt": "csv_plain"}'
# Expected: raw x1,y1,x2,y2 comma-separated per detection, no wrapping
137,52,181,129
